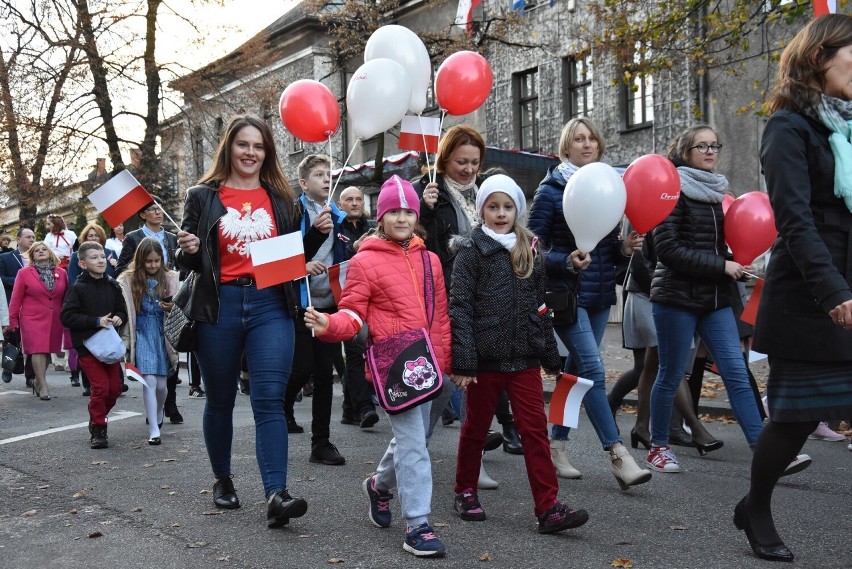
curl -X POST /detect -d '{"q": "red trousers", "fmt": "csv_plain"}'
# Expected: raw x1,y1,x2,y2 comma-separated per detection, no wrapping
79,355,123,427
455,368,558,517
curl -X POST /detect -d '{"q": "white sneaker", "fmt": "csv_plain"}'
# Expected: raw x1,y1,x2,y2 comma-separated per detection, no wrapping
809,422,847,442
647,445,682,473
781,454,812,477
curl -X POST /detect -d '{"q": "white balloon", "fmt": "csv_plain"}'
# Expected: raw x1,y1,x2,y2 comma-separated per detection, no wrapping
364,25,431,115
347,58,412,140
562,162,627,254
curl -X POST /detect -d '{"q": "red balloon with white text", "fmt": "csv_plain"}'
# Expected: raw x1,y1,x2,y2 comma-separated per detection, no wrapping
279,80,340,143
725,192,777,265
622,154,681,234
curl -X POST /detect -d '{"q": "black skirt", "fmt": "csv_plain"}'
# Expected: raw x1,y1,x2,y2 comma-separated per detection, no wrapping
766,356,852,423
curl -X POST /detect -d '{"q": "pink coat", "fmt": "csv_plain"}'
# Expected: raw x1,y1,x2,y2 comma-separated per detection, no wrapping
8,266,69,354
318,235,451,373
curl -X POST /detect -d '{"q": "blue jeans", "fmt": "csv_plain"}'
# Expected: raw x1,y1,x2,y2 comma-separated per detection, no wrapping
195,284,295,497
651,303,763,446
552,306,622,449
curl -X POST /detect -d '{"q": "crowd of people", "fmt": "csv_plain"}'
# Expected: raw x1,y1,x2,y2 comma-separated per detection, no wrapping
1,14,851,563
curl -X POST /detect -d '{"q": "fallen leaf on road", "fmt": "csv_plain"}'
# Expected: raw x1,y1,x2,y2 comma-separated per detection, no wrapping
364,460,375,464
670,525,687,531
611,559,633,568
432,459,444,464
433,522,449,528
88,531,103,539
91,461,108,465
615,541,634,546
199,489,211,494
69,509,78,515
480,552,493,561
171,523,181,527
160,485,171,489
161,458,176,462
21,510,37,517
72,490,86,498
132,507,142,512
298,534,314,538
328,558,344,564
99,521,112,525
216,556,230,561
37,484,49,489
168,492,177,496
143,464,154,468
186,541,207,548
11,486,25,491
201,511,224,516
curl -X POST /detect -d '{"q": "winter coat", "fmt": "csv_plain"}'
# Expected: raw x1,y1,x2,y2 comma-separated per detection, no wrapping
116,228,178,276
8,265,69,354
175,183,325,324
650,189,733,312
119,270,179,369
68,247,119,283
296,193,348,307
528,165,625,308
60,271,128,357
0,284,8,326
341,215,377,259
0,249,25,301
754,110,852,361
449,227,561,376
315,235,451,375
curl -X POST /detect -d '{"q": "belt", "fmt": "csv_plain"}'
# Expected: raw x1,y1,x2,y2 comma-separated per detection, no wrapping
223,276,255,286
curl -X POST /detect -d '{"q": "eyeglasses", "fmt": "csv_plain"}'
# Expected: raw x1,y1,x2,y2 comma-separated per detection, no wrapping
143,205,162,213
689,143,723,154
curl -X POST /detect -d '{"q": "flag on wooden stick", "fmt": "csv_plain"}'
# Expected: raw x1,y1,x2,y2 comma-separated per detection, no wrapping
327,261,349,305
548,373,594,428
87,170,153,227
398,115,441,153
739,277,764,327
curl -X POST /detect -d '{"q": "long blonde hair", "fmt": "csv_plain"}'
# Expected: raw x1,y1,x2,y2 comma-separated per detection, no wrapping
509,225,536,279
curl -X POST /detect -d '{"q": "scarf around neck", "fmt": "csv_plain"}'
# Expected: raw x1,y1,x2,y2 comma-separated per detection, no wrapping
378,229,413,251
481,224,517,252
443,175,477,235
556,160,581,183
677,166,728,203
816,95,852,213
33,262,56,292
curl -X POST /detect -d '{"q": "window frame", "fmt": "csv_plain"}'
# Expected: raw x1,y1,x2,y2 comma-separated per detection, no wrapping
564,55,594,119
514,67,540,152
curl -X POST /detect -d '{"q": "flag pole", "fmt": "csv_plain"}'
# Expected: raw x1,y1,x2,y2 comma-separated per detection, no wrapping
306,275,315,337
160,208,183,234
417,114,433,182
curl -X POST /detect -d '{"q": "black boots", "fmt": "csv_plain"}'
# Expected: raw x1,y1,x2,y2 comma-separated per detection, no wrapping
89,424,108,449
502,422,523,455
267,489,308,528
213,477,240,509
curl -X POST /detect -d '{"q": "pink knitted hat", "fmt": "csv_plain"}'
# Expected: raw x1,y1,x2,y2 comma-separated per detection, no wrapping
376,175,420,220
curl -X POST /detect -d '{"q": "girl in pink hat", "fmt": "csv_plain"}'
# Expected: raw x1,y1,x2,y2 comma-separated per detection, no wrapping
305,175,451,558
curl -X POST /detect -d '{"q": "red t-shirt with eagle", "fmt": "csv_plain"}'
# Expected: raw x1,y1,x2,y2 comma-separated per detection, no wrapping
217,186,278,283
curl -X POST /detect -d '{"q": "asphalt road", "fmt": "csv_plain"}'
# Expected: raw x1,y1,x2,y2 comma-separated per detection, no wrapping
1,359,849,568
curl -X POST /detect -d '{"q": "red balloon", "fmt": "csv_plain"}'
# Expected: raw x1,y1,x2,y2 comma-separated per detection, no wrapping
725,192,777,265
279,80,340,143
434,51,493,116
721,194,735,215
622,154,680,233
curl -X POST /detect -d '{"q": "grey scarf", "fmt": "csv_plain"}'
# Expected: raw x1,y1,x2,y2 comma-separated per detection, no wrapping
443,176,477,235
677,166,728,204
34,262,56,292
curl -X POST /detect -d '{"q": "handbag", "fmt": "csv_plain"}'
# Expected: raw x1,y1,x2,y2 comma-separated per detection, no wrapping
546,288,578,326
165,272,197,352
83,324,126,364
366,249,444,415
2,341,22,373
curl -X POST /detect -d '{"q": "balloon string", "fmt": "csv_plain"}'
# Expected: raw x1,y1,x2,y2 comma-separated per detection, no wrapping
330,138,360,204
417,114,432,186
327,135,334,189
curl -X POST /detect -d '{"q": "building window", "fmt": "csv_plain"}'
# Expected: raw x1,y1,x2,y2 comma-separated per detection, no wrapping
215,117,224,141
192,128,205,178
514,68,539,152
290,134,304,154
565,56,593,119
624,45,654,129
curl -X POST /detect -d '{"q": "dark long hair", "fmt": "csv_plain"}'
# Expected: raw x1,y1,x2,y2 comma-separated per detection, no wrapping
768,14,852,114
198,114,296,216
119,237,169,312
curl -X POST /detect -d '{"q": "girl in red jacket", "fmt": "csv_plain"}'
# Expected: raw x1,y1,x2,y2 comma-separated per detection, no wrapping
305,175,450,558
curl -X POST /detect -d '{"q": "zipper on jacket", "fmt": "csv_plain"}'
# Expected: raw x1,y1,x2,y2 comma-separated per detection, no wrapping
711,203,719,311
402,248,429,328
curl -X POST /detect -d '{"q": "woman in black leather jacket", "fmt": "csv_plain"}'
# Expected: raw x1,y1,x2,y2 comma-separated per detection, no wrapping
176,115,327,529
647,125,763,474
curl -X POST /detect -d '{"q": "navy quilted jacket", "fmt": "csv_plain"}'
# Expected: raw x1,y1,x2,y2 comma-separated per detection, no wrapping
528,166,625,309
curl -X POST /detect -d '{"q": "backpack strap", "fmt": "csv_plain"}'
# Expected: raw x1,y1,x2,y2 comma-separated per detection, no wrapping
420,249,435,328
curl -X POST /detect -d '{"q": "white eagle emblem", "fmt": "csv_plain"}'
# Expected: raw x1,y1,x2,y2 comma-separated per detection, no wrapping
219,202,273,257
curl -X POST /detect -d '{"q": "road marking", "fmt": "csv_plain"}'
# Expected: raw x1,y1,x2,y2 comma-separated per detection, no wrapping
0,410,143,445
0,390,32,396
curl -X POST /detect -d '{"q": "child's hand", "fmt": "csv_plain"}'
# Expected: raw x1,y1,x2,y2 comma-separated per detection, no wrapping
312,206,333,234
304,307,329,334
451,374,476,389
98,314,113,328
306,261,327,276
111,316,122,327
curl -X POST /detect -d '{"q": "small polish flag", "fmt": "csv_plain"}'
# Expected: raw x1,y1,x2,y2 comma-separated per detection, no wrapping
455,0,483,33
327,261,349,305
814,0,836,17
87,170,154,227
398,115,441,154
548,373,594,429
739,277,764,327
125,363,144,383
248,231,307,289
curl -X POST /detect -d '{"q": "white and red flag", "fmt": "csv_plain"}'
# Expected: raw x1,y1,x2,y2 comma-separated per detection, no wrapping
248,231,307,289
87,170,154,227
548,373,594,429
455,0,483,33
398,115,441,154
327,261,349,305
125,363,144,383
814,0,836,17
739,277,764,327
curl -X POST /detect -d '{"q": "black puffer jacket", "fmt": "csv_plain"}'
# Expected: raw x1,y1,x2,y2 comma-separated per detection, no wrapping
449,227,561,376
175,183,325,324
650,190,732,312
60,272,128,357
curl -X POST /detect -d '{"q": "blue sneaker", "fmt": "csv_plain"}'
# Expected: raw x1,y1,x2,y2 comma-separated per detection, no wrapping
362,475,392,528
403,523,446,557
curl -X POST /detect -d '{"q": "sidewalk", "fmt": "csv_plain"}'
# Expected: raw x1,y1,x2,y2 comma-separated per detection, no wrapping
542,323,768,418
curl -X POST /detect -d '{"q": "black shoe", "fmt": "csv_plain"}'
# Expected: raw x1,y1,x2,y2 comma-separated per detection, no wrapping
148,437,161,446
168,409,183,424
2,370,12,383
441,409,457,426
502,423,523,455
733,497,794,562
694,438,724,456
309,440,346,465
669,428,696,447
239,378,250,395
484,430,504,452
359,409,379,429
212,477,240,510
267,489,308,528
340,414,358,425
89,425,108,449
70,374,80,387
82,387,91,397
287,416,304,434
121,383,129,393
144,418,163,429
26,377,34,388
